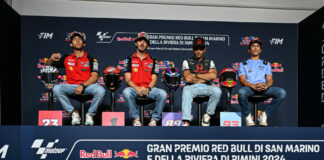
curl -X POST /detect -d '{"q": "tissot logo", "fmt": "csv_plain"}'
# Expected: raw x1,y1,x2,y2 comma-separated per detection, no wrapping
0,145,9,159
31,139,66,159
38,32,54,39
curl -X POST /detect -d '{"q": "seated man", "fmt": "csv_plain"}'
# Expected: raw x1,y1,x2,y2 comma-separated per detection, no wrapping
46,31,105,126
238,38,286,126
122,32,167,126
182,37,222,126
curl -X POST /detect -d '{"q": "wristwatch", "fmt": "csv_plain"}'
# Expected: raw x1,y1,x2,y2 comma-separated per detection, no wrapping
80,83,86,88
147,87,152,91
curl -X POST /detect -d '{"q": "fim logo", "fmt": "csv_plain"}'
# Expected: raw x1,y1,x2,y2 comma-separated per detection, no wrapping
232,62,240,71
271,62,284,72
38,32,54,40
270,38,284,45
0,145,9,159
97,31,112,42
240,36,256,46
114,149,139,159
31,139,66,159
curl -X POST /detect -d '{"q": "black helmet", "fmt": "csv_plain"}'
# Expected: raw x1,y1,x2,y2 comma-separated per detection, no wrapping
40,66,60,90
162,67,181,92
103,66,122,92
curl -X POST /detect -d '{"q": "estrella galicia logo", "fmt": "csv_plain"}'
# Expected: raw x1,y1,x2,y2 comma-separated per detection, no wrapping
31,139,67,159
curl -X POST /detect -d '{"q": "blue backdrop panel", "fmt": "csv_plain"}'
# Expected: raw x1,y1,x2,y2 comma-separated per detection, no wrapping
1,126,324,159
21,16,298,126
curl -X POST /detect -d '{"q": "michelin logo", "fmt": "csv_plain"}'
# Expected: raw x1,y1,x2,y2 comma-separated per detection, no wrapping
31,139,66,159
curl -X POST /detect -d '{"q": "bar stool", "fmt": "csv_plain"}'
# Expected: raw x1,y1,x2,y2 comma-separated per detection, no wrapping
248,94,270,126
69,94,93,125
193,96,210,126
135,97,155,124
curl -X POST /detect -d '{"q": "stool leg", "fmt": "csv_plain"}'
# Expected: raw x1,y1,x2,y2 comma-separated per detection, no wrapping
82,101,85,125
140,105,144,125
111,92,115,112
198,103,202,126
253,103,258,126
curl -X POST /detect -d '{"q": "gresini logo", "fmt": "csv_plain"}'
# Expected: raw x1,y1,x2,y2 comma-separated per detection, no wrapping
96,31,112,42
0,145,9,159
31,139,66,159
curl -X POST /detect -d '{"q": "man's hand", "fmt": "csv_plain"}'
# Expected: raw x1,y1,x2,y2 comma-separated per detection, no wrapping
75,85,84,95
135,87,146,97
51,53,61,61
255,83,268,91
142,87,150,96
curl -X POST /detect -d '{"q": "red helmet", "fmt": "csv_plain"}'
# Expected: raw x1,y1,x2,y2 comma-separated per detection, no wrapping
103,66,122,91
219,68,237,88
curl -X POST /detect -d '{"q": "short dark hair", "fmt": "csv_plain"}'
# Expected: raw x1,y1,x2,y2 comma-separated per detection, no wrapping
248,39,262,49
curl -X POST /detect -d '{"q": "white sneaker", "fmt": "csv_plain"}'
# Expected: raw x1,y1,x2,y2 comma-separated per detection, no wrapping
85,113,94,126
133,117,142,126
71,112,81,125
259,112,268,126
182,121,190,126
201,113,211,126
245,113,255,126
148,118,157,126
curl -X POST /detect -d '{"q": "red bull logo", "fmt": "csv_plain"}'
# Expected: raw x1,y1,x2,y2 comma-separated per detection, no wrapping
264,98,273,104
232,62,240,71
158,61,175,70
38,58,48,68
117,94,125,103
240,36,256,46
80,149,112,158
144,110,153,119
117,60,126,70
231,94,238,104
180,79,186,87
40,93,49,102
98,76,105,86
271,62,284,72
39,93,57,102
212,78,220,87
114,149,138,159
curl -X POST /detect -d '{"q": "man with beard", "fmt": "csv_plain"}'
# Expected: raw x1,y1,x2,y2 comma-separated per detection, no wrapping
122,32,167,126
238,38,286,126
46,31,105,126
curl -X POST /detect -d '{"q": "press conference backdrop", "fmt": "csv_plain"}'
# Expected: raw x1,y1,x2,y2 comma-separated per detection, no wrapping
21,16,298,126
